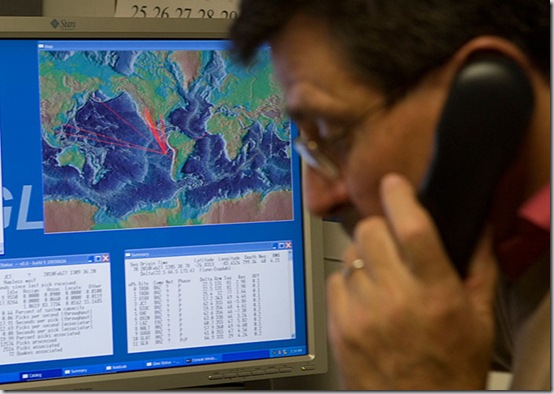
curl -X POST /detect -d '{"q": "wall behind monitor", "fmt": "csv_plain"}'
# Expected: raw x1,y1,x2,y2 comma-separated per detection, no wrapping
42,0,114,16
0,0,41,16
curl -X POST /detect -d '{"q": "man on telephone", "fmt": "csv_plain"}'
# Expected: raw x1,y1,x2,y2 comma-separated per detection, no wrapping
230,0,549,390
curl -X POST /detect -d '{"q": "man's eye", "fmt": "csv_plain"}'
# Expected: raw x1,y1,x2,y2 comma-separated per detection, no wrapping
316,117,348,139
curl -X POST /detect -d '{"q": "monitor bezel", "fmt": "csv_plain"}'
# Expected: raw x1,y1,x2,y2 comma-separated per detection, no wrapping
0,16,231,38
0,16,328,390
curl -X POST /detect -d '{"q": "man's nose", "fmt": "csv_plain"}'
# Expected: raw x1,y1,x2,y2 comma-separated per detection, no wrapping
302,166,349,218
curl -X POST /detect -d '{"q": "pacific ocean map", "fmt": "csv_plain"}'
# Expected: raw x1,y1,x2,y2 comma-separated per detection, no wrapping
38,48,293,233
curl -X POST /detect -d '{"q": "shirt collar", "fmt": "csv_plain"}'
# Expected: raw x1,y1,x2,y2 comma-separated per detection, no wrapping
517,184,550,232
496,183,550,281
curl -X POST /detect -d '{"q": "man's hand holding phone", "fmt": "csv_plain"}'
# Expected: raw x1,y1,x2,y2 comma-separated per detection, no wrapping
326,173,498,390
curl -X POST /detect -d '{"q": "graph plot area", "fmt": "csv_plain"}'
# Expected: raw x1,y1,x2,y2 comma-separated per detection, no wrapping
38,48,293,233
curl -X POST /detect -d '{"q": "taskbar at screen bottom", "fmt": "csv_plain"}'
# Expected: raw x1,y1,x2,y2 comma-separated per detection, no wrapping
0,346,306,385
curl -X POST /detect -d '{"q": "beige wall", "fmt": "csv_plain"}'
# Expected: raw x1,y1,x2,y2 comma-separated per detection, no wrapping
42,0,115,16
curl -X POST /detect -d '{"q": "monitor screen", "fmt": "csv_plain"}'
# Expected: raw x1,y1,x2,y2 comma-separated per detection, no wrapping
0,16,326,390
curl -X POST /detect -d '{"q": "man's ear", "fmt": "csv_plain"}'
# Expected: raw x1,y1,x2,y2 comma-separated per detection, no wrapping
444,35,535,87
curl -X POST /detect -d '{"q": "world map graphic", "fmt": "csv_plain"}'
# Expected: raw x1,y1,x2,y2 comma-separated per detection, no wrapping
38,48,293,233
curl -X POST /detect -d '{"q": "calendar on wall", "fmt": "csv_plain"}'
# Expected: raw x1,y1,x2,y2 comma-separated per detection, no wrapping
115,0,239,19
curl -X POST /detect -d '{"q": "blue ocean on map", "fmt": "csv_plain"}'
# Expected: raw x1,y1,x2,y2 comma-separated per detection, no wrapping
39,48,292,231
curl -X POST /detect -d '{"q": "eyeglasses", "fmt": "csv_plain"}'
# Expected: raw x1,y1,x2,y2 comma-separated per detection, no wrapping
292,101,385,180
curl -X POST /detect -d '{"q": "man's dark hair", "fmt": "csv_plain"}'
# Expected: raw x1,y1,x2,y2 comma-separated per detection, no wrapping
229,0,550,103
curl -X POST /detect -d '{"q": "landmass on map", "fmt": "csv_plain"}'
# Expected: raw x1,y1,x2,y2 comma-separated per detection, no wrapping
39,48,293,233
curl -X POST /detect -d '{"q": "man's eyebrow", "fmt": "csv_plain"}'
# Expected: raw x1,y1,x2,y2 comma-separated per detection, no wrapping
286,105,351,129
285,100,342,120
283,82,350,121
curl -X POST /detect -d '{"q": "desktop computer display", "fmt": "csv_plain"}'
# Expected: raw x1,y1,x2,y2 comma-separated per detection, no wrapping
0,17,326,390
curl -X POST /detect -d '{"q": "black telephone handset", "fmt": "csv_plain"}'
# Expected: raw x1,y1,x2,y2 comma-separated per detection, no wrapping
418,53,534,278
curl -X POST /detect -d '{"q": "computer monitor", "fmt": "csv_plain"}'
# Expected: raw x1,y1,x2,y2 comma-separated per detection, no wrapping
0,16,327,390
